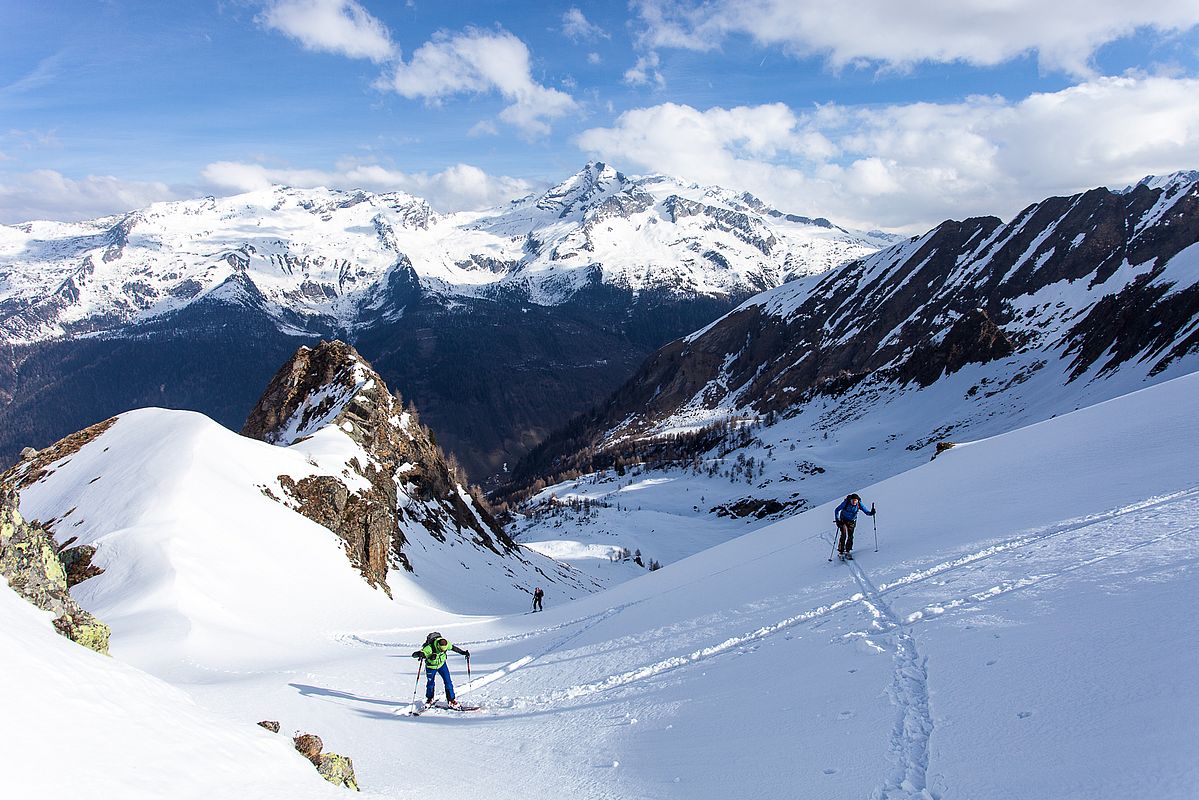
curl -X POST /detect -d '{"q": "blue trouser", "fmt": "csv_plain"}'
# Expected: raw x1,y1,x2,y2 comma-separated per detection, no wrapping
426,663,454,701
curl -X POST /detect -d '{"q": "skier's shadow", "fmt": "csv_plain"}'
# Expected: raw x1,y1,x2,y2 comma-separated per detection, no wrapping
289,682,403,711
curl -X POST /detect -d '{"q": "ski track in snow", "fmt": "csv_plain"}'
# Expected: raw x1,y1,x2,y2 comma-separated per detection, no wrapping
846,557,937,800
323,484,1199,793
836,487,1199,800
416,484,1199,783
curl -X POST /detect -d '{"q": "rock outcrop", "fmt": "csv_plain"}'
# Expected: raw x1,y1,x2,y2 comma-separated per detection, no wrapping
289,730,359,791
0,483,110,654
243,340,519,593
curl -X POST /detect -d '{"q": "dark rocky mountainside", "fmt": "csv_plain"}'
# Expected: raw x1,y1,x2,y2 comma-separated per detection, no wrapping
503,173,1199,499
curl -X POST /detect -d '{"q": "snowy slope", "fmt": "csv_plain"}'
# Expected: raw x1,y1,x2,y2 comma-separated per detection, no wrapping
11,370,1198,798
0,162,894,344
0,581,359,800
10,408,597,677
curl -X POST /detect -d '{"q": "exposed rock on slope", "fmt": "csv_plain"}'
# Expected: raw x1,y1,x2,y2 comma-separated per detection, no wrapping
0,483,109,654
244,340,587,595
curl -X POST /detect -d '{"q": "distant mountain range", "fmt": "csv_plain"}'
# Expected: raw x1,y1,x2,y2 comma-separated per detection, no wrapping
0,162,894,477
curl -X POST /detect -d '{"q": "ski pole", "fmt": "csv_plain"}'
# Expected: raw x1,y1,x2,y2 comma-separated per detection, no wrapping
410,658,423,707
466,654,472,688
873,505,879,552
827,527,838,561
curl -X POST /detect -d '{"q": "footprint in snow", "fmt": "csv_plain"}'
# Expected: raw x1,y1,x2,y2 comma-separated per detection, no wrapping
1017,711,1033,719
838,710,855,719
822,768,837,775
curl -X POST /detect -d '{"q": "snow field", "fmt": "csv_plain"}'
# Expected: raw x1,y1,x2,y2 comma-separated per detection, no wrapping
0,581,362,800
167,372,1199,798
5,370,1197,798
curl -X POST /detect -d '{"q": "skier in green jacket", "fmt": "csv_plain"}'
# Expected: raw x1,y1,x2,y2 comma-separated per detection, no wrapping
411,632,470,707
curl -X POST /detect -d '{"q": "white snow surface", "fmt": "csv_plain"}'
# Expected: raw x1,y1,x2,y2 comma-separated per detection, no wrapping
0,163,896,343
7,371,1199,797
0,581,359,800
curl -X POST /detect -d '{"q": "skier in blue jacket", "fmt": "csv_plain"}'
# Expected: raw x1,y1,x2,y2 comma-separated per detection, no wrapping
834,493,875,559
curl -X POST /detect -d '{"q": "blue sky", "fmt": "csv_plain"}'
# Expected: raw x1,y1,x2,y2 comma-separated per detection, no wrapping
2,1,1199,229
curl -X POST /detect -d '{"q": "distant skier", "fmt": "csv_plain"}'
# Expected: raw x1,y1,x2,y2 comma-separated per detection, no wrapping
834,494,875,559
411,632,470,707
532,586,544,612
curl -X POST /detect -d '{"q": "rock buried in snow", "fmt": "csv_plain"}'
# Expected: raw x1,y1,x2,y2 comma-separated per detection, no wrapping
263,724,359,790
293,733,324,764
933,441,957,459
317,753,359,791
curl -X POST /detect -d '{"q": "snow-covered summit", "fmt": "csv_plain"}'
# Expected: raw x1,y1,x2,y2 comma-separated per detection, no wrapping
0,164,895,344
1122,169,1199,194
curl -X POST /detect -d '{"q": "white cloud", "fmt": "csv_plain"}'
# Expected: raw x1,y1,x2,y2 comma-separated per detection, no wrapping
633,0,1199,75
258,0,394,62
201,160,533,211
624,52,665,87
587,52,602,65
0,170,179,224
576,74,1199,230
380,28,577,135
561,8,609,41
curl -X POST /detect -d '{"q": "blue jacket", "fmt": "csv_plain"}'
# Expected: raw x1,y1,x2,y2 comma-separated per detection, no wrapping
835,498,874,523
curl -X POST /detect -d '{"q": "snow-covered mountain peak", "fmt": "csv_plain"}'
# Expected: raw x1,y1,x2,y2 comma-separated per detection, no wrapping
533,161,628,218
0,165,900,345
1121,169,1199,194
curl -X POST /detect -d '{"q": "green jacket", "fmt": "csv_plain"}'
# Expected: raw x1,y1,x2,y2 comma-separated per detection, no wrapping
417,639,467,669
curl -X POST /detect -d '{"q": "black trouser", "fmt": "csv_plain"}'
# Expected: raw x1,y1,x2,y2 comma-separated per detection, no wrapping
533,595,543,611
837,520,856,553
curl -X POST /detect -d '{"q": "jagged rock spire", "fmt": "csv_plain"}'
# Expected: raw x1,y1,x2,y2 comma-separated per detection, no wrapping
242,340,517,592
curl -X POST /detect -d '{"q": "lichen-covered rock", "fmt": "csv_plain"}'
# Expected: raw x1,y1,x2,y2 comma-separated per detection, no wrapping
257,720,281,734
19,446,38,460
52,612,111,653
293,733,323,764
0,484,111,655
316,753,359,791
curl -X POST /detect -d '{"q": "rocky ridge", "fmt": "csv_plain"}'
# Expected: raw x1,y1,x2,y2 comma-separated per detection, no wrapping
243,340,590,594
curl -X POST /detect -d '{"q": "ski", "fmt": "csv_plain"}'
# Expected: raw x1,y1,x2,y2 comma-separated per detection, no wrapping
405,700,483,716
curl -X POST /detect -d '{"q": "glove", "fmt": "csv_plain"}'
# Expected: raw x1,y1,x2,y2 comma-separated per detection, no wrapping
462,649,471,658
872,503,876,512
411,651,424,660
